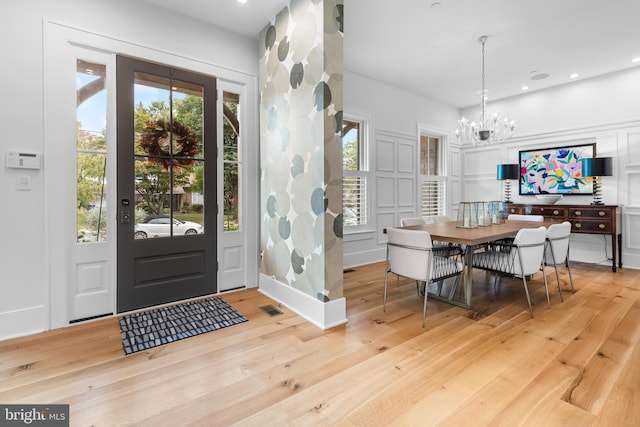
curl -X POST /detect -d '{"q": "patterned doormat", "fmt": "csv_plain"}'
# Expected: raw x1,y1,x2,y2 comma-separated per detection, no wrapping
118,296,247,355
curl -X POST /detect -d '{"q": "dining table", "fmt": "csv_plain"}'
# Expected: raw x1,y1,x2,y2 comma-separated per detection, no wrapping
395,219,553,309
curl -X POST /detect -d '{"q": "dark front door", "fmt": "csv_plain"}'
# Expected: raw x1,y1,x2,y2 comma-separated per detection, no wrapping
116,56,217,313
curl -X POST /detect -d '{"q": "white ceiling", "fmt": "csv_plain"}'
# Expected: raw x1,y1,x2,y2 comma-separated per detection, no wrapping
140,0,640,108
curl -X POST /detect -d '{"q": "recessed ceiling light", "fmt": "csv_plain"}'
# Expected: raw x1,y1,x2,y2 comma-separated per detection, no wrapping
531,73,549,80
521,86,529,91
237,0,247,3
570,73,579,79
632,57,640,63
431,2,442,9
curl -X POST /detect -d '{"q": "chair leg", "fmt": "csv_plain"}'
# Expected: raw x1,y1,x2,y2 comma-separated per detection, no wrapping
566,259,575,293
541,262,551,309
553,263,564,302
422,284,429,328
548,244,563,302
517,248,534,318
384,249,390,311
521,275,534,318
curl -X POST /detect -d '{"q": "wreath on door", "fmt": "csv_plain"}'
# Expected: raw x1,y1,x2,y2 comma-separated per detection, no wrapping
139,118,199,170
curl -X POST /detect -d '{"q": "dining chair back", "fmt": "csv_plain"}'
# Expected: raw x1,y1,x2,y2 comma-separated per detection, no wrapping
507,214,544,222
431,215,451,223
384,227,463,327
544,221,574,300
401,217,426,226
472,226,549,317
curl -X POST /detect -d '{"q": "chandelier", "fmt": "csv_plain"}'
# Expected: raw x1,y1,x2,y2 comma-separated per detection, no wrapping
455,36,516,146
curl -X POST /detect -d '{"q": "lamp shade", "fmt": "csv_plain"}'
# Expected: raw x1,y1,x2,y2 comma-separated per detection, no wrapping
497,164,519,180
581,157,613,177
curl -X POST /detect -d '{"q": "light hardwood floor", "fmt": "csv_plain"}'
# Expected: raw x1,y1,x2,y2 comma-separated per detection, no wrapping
1,261,639,426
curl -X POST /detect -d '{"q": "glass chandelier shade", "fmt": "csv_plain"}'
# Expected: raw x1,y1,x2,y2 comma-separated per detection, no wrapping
456,36,517,146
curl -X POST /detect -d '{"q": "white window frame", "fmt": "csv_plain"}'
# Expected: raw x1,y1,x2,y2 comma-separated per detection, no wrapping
417,124,450,218
343,110,373,233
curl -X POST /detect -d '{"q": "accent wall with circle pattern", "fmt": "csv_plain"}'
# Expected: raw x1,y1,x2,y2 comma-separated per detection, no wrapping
259,0,344,302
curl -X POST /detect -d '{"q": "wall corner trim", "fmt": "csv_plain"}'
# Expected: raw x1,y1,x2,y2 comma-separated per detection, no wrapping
258,274,348,330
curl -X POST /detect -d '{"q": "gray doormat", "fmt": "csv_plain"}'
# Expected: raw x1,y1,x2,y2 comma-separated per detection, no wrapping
118,296,247,355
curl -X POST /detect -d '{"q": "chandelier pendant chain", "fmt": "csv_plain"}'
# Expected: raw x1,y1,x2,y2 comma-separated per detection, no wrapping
480,36,486,127
455,35,517,146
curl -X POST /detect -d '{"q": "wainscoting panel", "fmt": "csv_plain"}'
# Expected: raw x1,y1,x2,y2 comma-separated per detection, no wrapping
377,212,396,245
627,172,640,206
397,142,415,174
376,138,395,172
377,176,395,208
450,149,461,177
397,177,415,207
626,209,640,250
625,130,640,166
463,147,503,177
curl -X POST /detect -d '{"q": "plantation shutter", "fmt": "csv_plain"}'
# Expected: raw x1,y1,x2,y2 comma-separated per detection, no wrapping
420,179,445,217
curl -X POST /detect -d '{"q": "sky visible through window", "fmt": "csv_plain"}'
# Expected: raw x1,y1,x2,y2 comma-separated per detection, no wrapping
76,73,185,134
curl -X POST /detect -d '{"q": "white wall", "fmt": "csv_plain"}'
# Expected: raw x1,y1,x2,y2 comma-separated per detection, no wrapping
344,66,640,270
343,71,460,267
461,67,640,269
0,0,261,340
461,67,640,136
345,71,460,136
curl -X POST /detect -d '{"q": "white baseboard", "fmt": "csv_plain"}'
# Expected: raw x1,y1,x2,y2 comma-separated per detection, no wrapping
258,274,348,329
0,305,47,341
344,247,386,269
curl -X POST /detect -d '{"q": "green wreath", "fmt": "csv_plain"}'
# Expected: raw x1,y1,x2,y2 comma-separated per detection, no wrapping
139,118,199,170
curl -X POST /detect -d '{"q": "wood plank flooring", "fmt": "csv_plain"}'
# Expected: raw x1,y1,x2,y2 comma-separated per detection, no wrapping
1,261,639,426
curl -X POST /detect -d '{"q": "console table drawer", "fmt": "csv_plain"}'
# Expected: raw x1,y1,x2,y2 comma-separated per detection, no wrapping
526,206,567,218
506,203,620,272
507,206,523,215
571,220,611,233
569,208,612,219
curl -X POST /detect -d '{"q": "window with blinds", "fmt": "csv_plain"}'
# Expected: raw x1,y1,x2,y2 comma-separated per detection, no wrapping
420,134,446,217
342,118,369,228
343,175,367,226
420,180,445,217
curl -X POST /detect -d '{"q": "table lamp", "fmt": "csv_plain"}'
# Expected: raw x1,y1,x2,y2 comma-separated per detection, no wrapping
496,164,519,203
581,157,613,205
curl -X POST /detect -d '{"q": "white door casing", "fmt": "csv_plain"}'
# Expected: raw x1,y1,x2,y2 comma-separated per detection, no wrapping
218,81,248,292
45,21,260,329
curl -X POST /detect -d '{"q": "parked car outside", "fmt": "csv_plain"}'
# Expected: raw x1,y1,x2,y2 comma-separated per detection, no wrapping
134,215,203,239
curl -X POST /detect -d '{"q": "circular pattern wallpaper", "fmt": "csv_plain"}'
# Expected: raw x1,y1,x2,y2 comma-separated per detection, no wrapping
259,0,344,301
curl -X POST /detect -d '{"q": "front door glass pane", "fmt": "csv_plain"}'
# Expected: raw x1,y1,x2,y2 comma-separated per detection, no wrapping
133,72,205,238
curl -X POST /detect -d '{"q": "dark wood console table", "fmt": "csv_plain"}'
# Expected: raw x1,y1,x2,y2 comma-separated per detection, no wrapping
506,203,621,272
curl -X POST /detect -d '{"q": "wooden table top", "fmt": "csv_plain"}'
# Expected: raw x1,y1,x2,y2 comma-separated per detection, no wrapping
396,220,550,246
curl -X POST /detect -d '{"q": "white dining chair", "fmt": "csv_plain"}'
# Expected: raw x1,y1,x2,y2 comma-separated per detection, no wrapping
401,217,426,227
472,226,550,317
384,227,464,327
429,215,451,223
544,221,574,301
507,214,544,222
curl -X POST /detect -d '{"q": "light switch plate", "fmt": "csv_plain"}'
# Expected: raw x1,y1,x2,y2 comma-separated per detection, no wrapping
17,175,31,191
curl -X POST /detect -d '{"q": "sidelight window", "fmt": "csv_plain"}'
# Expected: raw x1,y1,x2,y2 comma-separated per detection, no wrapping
76,60,108,243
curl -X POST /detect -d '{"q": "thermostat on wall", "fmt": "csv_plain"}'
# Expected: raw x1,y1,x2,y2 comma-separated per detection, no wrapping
6,150,41,169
